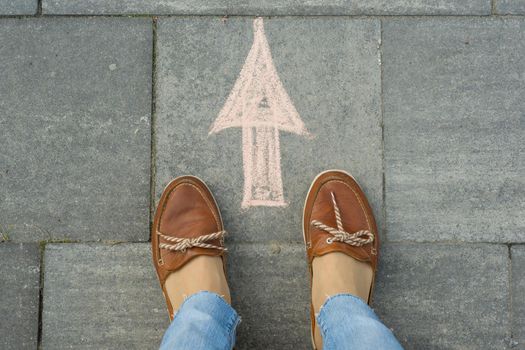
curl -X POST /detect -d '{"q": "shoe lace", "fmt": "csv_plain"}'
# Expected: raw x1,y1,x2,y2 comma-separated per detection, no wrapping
311,192,374,247
157,230,227,252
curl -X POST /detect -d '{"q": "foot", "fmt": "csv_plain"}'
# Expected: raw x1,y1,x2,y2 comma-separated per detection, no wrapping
303,170,379,350
164,255,231,311
152,176,230,319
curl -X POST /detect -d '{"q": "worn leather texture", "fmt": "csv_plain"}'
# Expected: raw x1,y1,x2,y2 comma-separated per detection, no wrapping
151,176,226,319
303,171,379,272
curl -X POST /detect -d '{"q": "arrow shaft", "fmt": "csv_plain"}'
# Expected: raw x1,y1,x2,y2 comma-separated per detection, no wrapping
241,126,286,208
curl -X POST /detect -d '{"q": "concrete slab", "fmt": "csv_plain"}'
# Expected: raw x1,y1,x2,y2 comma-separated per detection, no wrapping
228,243,310,349
38,242,513,349
373,243,511,349
155,17,382,243
496,0,525,14
512,246,525,346
0,243,40,350
42,0,491,15
0,0,37,15
42,243,167,349
383,18,525,242
350,0,491,15
0,18,152,242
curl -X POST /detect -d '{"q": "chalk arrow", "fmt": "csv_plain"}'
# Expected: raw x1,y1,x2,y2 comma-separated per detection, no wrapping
209,17,310,208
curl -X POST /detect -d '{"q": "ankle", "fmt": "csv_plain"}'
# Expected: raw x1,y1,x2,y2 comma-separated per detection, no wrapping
164,256,230,311
311,252,373,311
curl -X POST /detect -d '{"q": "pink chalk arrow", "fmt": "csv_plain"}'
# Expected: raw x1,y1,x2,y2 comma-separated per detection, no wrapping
209,17,310,208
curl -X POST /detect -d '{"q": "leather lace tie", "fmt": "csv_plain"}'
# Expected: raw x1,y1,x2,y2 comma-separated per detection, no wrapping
311,192,374,247
157,230,227,252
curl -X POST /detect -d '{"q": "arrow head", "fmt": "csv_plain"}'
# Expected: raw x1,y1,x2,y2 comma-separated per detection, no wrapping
209,17,310,138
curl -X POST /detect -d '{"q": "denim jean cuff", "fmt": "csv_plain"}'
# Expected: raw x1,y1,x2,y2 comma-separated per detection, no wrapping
174,291,240,334
317,293,371,323
315,293,404,350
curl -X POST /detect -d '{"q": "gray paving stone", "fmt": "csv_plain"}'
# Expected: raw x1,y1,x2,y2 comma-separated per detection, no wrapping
228,243,310,349
0,243,40,350
0,18,152,242
496,0,525,14
155,17,382,243
350,0,491,15
42,243,167,349
383,18,525,243
512,246,525,346
0,0,37,15
42,0,491,15
373,243,511,349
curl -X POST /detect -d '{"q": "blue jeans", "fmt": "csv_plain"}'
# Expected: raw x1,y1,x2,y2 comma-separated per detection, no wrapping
160,291,403,350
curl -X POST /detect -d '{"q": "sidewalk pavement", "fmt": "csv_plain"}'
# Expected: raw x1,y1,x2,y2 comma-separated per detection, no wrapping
1,2,523,349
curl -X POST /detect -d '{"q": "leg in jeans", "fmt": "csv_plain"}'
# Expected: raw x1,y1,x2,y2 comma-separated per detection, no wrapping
159,291,240,350
317,294,403,350
151,177,235,350
303,171,402,349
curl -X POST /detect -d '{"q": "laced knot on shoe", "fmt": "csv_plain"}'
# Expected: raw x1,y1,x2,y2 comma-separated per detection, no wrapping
157,230,227,252
311,192,374,247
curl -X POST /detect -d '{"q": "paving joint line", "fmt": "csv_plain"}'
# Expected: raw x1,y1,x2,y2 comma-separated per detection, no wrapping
36,242,45,349
2,240,152,245
149,16,158,243
36,0,42,16
4,239,524,245
379,18,387,243
382,240,514,246
508,244,514,344
40,240,150,245
0,14,524,19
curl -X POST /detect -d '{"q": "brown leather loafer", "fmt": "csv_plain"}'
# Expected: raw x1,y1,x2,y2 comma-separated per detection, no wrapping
152,175,227,320
303,170,379,348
